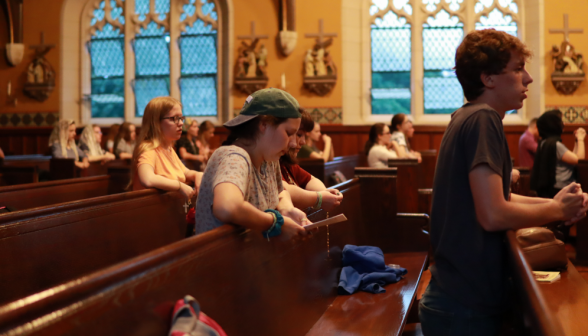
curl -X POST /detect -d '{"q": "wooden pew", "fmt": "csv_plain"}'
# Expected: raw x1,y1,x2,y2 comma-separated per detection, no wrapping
50,158,110,180
512,166,532,197
0,155,51,185
0,169,430,336
0,175,110,211
418,149,437,189
105,159,132,193
388,159,420,213
0,189,187,305
574,161,588,263
506,230,588,335
298,155,360,187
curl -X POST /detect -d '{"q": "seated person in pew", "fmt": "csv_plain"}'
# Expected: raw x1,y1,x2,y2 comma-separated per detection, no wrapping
365,123,400,168
280,108,343,211
391,113,421,163
297,119,334,162
133,97,203,200
176,118,206,165
518,117,539,167
196,120,215,164
195,88,310,240
531,110,586,198
113,122,136,160
79,125,116,163
106,124,120,154
420,29,588,336
50,119,90,169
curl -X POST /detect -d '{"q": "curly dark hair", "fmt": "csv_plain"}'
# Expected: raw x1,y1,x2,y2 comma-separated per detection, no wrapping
455,29,532,101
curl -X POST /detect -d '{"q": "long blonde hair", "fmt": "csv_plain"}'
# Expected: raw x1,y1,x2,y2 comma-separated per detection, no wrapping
50,119,79,160
80,124,103,156
131,97,182,184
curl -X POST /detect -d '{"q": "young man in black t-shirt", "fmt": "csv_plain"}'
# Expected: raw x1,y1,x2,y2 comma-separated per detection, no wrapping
418,29,588,336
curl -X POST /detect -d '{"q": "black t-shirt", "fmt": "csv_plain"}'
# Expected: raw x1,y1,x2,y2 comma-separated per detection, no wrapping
429,103,512,314
176,136,199,156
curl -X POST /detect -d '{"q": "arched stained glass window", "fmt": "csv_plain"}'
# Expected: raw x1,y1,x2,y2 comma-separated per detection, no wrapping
179,0,218,116
133,0,171,116
422,8,464,114
475,0,518,37
88,0,125,118
370,0,412,115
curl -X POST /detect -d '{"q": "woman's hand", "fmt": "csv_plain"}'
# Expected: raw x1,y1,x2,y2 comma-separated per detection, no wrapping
280,216,311,241
322,134,332,144
280,206,308,225
179,182,195,200
321,189,344,211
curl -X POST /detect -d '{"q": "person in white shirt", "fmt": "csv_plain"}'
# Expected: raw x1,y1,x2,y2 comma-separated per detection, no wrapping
365,123,400,168
391,113,422,162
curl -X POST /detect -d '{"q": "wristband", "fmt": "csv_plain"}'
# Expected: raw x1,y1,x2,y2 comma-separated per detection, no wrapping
312,192,323,210
262,209,284,240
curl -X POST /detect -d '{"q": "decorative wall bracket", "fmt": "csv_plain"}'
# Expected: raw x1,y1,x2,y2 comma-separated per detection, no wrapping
551,74,584,95
303,75,337,96
234,77,269,95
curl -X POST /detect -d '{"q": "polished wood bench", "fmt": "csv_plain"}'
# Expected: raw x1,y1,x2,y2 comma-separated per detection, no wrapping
506,230,588,335
0,189,187,305
0,175,110,211
299,155,360,187
0,155,51,185
0,171,429,336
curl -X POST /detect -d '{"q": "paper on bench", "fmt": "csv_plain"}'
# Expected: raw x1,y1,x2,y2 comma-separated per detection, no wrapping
304,214,347,230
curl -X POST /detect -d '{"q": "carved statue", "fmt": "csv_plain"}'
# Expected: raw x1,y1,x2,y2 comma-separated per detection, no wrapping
246,50,257,78
315,48,327,76
304,49,315,77
236,48,247,78
552,41,584,75
257,44,268,77
324,50,335,76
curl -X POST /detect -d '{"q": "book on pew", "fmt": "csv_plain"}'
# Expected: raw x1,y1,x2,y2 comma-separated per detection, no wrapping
533,271,561,283
304,214,347,230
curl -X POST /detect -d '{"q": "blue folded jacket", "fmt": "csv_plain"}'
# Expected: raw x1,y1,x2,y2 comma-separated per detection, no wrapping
338,245,407,295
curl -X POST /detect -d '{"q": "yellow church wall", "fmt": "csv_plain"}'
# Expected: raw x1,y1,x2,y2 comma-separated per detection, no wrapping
543,0,588,111
0,0,343,124
231,0,343,117
0,0,63,115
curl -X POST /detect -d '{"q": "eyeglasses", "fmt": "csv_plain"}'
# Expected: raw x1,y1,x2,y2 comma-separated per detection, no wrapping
161,116,186,124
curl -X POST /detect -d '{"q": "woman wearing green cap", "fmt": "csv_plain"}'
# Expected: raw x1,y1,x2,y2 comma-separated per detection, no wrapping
194,88,311,240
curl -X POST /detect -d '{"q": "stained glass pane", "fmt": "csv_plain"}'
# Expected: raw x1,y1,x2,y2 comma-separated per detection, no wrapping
134,20,170,116
89,0,125,118
134,77,169,116
371,8,411,115
423,10,463,114
180,3,218,116
180,76,217,116
180,34,217,75
476,8,518,36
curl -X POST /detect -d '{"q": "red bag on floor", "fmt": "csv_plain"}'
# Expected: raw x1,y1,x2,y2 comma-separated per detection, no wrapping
169,295,227,336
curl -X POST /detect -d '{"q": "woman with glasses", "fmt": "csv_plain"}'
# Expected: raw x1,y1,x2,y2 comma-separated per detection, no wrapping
365,123,399,168
132,97,203,200
79,125,116,163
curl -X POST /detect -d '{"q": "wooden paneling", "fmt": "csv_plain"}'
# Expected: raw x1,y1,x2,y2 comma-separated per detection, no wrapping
5,124,588,167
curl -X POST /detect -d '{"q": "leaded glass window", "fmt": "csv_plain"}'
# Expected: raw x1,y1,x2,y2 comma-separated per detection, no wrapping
88,0,125,118
475,0,518,36
179,0,218,116
133,0,171,116
370,0,412,115
423,9,464,114
369,0,522,117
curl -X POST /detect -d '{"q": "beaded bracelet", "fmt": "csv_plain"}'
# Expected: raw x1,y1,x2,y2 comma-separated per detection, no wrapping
312,191,323,210
262,209,284,241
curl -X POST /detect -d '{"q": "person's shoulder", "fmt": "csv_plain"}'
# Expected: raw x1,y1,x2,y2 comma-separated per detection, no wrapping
211,145,251,162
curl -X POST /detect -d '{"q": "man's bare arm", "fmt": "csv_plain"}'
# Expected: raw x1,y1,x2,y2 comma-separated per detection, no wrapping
469,164,585,231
